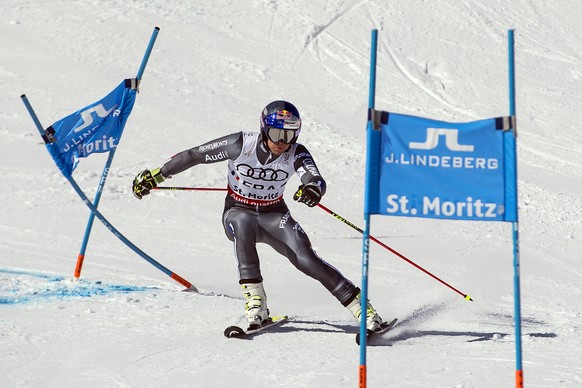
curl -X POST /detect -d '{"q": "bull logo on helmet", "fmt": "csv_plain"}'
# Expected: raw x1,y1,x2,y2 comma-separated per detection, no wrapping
276,110,292,120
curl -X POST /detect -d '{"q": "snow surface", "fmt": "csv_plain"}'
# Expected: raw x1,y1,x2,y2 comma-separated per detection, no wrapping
1,1,581,387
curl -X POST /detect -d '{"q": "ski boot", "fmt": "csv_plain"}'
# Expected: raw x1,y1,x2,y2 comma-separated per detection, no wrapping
346,292,384,331
241,282,270,330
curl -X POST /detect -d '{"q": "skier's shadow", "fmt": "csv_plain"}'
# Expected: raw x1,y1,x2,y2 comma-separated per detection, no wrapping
282,318,354,334
279,302,557,345
368,328,557,346
368,328,511,346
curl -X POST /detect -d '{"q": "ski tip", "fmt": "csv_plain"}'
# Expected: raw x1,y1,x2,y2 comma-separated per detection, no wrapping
464,294,474,301
224,325,246,338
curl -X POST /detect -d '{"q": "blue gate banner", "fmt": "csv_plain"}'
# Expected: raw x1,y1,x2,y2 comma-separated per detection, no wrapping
44,79,138,176
368,111,517,222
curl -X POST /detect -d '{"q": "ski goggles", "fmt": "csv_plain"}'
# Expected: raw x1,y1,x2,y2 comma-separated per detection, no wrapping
265,127,298,144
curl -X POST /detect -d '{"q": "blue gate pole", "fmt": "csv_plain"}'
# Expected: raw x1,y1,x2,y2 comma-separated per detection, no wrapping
74,27,160,279
508,29,524,388
359,28,378,388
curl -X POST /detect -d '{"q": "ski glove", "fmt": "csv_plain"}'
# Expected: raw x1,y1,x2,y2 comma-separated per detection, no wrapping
132,168,165,199
293,182,322,207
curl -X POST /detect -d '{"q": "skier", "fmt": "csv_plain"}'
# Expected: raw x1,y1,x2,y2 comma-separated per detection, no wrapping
132,100,385,331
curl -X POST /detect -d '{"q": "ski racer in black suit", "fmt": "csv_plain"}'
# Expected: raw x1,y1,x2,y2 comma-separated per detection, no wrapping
132,100,384,330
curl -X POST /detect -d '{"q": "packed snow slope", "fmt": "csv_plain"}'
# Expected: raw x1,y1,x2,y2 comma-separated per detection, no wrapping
1,1,581,387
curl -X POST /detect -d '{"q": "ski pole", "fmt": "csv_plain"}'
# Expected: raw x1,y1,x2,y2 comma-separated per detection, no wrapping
152,186,473,301
316,203,473,301
152,186,227,192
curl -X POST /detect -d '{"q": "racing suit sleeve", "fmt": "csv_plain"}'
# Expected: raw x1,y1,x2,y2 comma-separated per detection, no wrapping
159,132,243,178
293,144,327,196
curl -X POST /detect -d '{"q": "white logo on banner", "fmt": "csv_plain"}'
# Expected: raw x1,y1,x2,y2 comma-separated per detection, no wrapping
74,104,117,133
409,128,474,152
384,127,499,170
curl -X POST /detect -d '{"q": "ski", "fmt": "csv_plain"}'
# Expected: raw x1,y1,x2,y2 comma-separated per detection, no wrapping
224,315,288,339
355,318,398,345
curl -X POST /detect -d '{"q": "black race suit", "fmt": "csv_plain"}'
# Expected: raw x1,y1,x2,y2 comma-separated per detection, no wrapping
159,131,358,306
